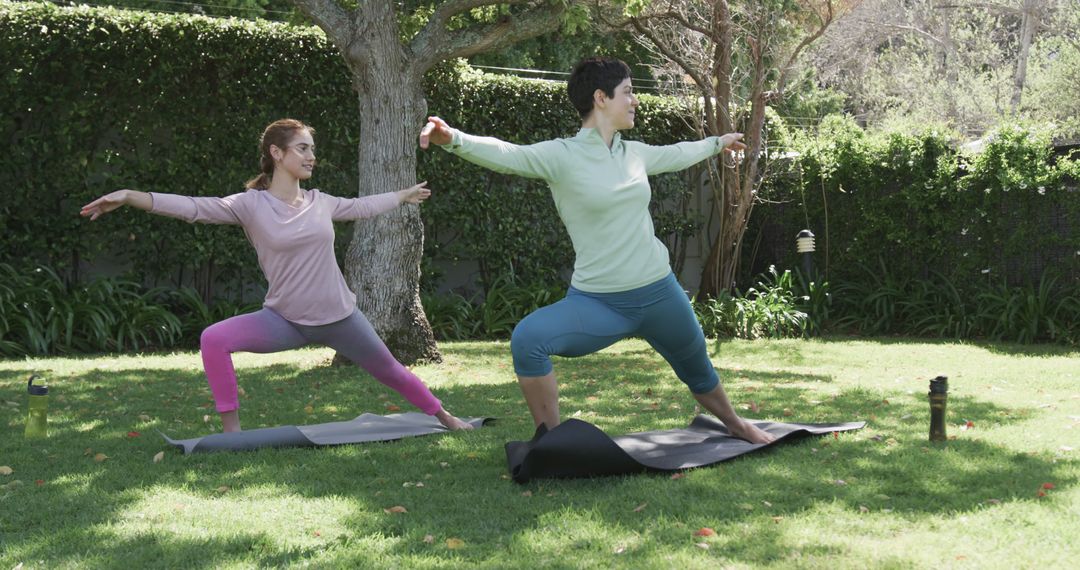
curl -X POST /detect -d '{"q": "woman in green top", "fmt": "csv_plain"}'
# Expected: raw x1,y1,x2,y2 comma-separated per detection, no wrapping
420,57,774,444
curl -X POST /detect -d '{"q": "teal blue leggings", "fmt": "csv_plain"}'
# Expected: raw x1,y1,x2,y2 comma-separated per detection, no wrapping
510,273,719,393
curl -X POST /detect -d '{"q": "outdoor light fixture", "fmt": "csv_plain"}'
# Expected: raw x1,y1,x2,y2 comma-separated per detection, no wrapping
796,229,816,278
796,229,816,253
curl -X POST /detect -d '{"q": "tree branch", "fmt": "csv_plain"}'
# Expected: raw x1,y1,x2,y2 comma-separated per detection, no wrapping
776,0,840,96
412,1,566,72
630,17,710,95
289,0,354,53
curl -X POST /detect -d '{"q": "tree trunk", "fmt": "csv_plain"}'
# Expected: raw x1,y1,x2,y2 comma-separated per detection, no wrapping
338,57,440,364
1011,0,1040,111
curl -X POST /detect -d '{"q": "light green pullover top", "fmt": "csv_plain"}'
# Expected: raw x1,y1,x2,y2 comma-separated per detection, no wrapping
441,127,728,293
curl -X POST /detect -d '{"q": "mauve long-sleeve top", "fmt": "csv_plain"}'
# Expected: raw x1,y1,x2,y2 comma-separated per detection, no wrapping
150,188,402,325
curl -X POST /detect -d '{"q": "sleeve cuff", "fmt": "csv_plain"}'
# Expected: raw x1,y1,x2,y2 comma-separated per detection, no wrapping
440,129,463,151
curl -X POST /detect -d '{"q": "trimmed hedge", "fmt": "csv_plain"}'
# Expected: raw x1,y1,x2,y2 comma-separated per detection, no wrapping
747,117,1080,291
0,1,699,299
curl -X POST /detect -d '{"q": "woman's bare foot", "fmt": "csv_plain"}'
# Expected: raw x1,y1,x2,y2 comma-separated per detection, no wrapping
435,409,475,431
728,418,775,444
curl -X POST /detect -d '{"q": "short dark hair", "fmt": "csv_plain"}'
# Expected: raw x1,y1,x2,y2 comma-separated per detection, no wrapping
567,57,632,119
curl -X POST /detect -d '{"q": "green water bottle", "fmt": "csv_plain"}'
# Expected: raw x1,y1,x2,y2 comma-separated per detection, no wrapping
25,375,48,439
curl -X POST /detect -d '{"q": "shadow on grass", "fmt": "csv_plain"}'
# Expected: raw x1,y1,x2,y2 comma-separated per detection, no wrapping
0,351,1071,568
812,334,1080,358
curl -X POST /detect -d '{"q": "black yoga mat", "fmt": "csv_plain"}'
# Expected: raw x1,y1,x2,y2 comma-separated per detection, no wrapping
505,415,865,483
162,412,490,454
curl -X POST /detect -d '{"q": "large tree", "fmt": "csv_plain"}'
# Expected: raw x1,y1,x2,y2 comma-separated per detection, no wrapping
600,0,855,296
290,1,584,363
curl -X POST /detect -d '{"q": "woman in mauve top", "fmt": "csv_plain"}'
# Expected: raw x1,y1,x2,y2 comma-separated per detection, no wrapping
82,119,472,433
420,57,774,444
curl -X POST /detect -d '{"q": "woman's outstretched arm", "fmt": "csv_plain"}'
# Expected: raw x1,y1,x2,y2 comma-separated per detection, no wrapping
80,189,152,221
419,116,563,181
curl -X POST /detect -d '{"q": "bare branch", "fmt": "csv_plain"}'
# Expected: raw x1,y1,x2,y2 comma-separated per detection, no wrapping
776,1,842,95
630,18,710,95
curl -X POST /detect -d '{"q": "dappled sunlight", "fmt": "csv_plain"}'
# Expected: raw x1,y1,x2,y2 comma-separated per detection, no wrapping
3,338,1076,567
113,485,368,548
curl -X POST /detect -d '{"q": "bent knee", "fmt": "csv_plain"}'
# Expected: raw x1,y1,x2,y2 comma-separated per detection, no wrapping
510,323,552,376
200,323,232,351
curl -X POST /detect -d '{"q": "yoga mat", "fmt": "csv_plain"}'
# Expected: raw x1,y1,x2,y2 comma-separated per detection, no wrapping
162,412,490,454
505,415,865,483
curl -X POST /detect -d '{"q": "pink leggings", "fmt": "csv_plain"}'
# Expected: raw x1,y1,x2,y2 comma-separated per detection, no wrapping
200,308,442,414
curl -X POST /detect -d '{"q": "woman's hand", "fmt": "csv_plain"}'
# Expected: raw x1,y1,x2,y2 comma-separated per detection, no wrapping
398,181,432,205
80,189,135,221
419,116,453,149
720,133,747,152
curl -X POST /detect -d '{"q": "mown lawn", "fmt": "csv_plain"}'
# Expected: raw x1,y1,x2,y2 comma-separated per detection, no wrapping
1,338,1077,568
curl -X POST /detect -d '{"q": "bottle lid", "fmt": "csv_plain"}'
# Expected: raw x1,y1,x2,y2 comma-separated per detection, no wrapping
929,375,948,394
28,375,48,396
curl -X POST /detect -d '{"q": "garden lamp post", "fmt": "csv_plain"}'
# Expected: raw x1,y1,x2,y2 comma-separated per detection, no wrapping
796,229,816,279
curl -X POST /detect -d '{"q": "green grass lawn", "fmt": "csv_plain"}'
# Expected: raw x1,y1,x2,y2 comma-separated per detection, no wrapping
1,338,1077,569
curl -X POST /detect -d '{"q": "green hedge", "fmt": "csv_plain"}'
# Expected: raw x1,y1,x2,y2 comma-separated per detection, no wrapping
0,1,699,299
747,117,1080,291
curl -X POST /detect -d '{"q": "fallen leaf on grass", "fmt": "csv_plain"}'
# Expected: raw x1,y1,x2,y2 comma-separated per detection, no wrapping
1041,482,1055,490
423,534,434,544
614,546,626,554
304,405,314,414
1036,490,1047,498
203,415,211,423
985,499,1001,505
35,479,44,486
858,505,869,513
384,505,407,514
834,479,847,486
782,408,793,417
693,528,715,537
670,472,685,480
93,453,109,463
237,387,247,397
216,486,230,493
0,466,12,476
386,404,401,412
138,414,152,422
153,451,165,464
771,516,784,523
694,542,710,550
127,431,141,438
521,491,532,497
446,538,465,549
632,502,648,512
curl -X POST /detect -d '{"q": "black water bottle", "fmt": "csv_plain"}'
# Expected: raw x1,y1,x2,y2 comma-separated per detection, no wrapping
928,376,948,442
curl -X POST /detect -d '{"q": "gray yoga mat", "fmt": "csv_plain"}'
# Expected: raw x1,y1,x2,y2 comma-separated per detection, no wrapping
162,412,490,454
505,414,865,483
